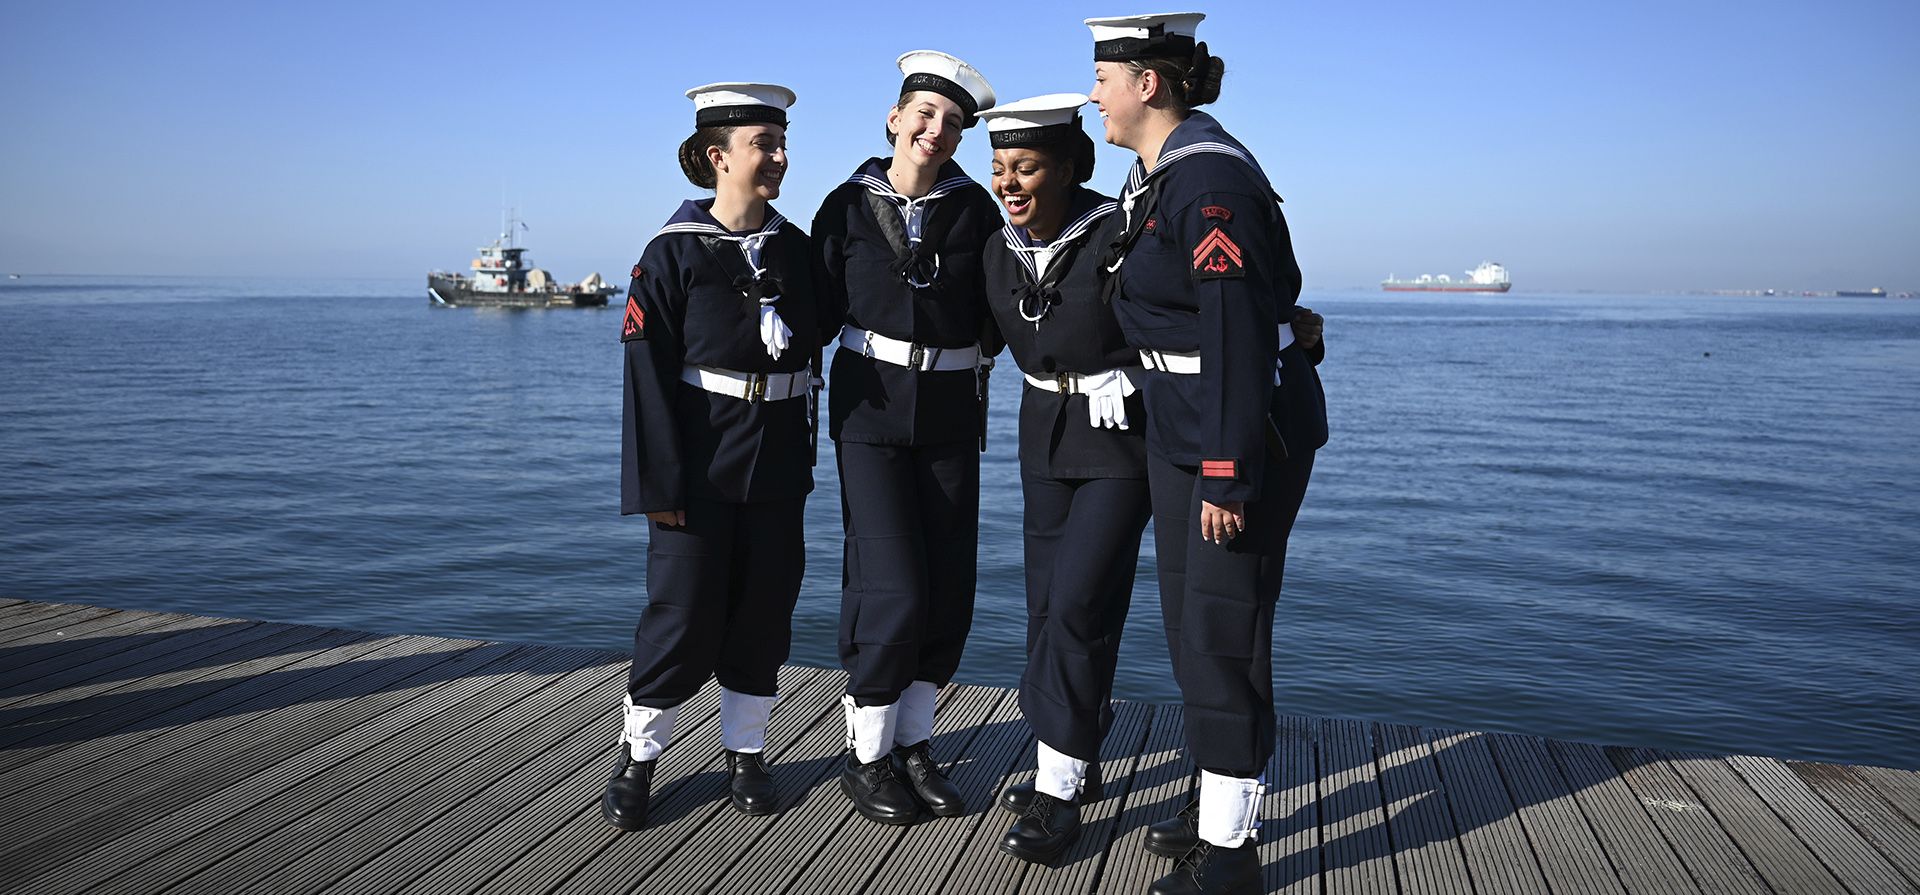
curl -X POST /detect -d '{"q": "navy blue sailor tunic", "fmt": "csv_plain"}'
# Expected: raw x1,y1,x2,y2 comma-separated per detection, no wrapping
1106,112,1329,779
811,157,1004,706
619,198,832,707
980,185,1153,762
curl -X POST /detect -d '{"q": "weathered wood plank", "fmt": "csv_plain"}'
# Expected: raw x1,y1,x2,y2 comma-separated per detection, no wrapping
1266,712,1323,895
1426,727,1550,895
0,603,124,650
0,624,359,780
16,643,570,895
1100,704,1191,895
1852,766,1920,829
175,654,638,895
1604,746,1770,895
0,610,226,685
1318,717,1397,895
1545,738,1700,895
78,651,625,895
1792,761,1920,888
1374,721,1473,895
1659,749,1848,894
908,687,1042,895
1726,754,1917,894
756,684,992,895
1487,732,1628,895
0,601,98,645
0,635,500,882
0,618,277,715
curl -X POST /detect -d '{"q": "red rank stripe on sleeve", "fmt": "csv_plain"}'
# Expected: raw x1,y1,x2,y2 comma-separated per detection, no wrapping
622,295,645,339
1192,225,1243,277
1200,458,1238,479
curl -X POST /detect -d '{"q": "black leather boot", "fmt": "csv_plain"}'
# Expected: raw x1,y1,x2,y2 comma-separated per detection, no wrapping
600,744,656,831
840,752,920,825
725,750,776,816
998,762,1104,815
893,740,965,817
1148,841,1261,895
1143,799,1199,857
998,791,1081,864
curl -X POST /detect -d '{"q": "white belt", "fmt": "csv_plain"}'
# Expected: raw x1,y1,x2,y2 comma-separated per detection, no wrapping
1138,324,1296,376
839,326,981,372
1138,349,1202,374
679,365,811,402
1023,369,1125,394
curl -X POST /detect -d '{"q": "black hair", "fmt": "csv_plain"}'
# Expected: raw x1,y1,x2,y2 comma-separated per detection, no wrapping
677,125,739,189
1126,41,1225,109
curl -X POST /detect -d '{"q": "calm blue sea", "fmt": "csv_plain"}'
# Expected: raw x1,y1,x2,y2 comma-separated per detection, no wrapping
2,276,1917,769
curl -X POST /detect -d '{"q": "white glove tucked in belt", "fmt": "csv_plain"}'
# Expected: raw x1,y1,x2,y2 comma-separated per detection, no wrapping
1080,369,1137,430
758,304,791,360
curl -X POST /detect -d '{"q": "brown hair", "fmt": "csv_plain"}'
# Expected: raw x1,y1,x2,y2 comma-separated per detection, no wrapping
1125,42,1225,109
677,126,738,189
883,95,912,147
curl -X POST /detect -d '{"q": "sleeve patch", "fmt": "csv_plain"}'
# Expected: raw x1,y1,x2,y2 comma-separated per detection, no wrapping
1200,458,1239,479
621,295,646,341
1141,216,1158,235
1201,205,1233,222
1192,224,1244,279
629,262,646,280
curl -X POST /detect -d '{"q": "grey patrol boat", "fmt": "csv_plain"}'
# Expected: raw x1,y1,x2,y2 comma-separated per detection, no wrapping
427,213,619,309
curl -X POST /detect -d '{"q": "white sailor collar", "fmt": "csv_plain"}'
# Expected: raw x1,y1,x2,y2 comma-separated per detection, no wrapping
652,198,789,241
1120,111,1272,197
846,157,979,204
1002,188,1120,283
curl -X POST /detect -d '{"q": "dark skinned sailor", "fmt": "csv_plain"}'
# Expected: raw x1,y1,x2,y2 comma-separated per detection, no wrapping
1088,13,1329,894
812,50,1002,825
973,93,1147,864
607,82,831,830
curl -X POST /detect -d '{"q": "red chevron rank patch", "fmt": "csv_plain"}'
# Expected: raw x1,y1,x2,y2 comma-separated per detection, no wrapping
621,295,646,340
1191,225,1244,279
1200,458,1238,479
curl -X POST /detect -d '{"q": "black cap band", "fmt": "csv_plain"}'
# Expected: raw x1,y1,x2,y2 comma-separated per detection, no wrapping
1093,27,1196,62
695,105,787,128
900,73,979,123
989,119,1081,150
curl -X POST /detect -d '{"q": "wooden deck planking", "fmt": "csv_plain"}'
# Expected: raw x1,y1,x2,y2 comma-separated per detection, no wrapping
83,653,625,895
1374,721,1474,895
1545,738,1702,895
1791,761,1920,886
1658,749,1851,895
1725,754,1918,894
19,643,569,895
0,601,1916,895
1425,727,1552,895
0,634,505,884
1317,717,1398,895
1485,732,1629,895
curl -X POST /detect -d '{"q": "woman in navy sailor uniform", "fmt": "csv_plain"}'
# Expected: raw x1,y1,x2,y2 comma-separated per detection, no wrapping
810,50,1002,825
605,83,832,831
970,94,1147,864
1087,13,1329,894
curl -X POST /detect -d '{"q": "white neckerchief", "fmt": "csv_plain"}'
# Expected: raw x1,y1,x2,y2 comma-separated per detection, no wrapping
1004,200,1120,323
654,210,792,359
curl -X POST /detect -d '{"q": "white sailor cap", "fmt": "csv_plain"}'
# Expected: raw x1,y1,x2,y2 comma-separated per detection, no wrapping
895,50,995,126
685,82,796,128
1084,12,1206,62
981,93,1090,149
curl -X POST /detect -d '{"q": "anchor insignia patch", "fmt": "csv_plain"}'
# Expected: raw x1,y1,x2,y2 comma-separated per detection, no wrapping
621,295,646,341
1191,224,1243,280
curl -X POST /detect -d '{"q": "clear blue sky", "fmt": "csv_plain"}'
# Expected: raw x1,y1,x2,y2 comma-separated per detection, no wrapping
4,0,1915,291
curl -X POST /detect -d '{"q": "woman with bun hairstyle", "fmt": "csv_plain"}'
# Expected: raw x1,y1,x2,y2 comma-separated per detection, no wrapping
606,82,832,831
972,93,1144,864
810,51,1003,826
1086,13,1328,895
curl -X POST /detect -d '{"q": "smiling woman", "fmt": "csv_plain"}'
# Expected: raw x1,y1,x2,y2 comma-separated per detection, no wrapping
608,82,836,833
810,50,1005,828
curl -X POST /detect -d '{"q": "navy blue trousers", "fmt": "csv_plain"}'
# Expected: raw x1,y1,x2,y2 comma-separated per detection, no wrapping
628,496,806,708
836,439,979,707
1017,474,1152,762
1147,451,1314,778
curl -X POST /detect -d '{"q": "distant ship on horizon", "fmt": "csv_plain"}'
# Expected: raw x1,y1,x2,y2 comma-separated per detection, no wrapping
1383,261,1512,293
426,211,618,309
